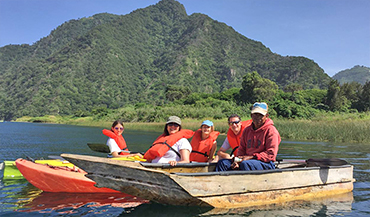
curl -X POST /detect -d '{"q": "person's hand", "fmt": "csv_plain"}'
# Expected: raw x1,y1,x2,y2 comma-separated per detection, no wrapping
135,153,143,158
240,155,253,161
231,161,239,169
169,161,177,166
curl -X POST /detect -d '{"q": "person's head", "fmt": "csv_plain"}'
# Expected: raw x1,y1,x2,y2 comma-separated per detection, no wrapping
250,102,269,129
164,116,182,135
111,120,124,135
200,120,214,137
228,114,242,135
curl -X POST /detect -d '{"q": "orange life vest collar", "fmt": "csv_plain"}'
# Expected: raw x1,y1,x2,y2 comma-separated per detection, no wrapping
102,129,129,155
144,129,194,161
227,120,252,154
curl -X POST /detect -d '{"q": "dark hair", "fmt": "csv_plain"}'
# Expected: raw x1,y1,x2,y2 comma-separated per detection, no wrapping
111,120,124,131
163,123,182,136
228,114,241,123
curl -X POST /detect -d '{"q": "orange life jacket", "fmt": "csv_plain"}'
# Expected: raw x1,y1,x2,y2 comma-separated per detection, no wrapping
102,129,129,156
227,119,253,155
190,129,220,162
144,129,194,161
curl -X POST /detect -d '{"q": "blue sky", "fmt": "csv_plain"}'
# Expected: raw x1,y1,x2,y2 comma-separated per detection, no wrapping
0,0,369,77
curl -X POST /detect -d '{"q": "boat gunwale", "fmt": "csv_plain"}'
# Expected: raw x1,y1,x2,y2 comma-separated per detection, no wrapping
171,164,353,176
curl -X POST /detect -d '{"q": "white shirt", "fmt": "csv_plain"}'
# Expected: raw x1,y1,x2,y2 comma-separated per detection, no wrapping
106,138,121,154
151,138,192,163
220,137,231,150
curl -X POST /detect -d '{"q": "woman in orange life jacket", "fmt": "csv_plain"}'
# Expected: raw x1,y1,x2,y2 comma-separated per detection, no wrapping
190,120,220,163
143,116,194,166
217,114,252,160
102,120,143,158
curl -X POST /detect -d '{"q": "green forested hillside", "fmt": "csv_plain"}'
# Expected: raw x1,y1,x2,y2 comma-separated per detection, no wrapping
0,0,331,120
333,65,370,85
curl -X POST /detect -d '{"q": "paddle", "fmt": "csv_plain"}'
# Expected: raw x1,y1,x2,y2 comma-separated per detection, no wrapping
275,158,348,167
87,143,144,155
48,155,67,161
87,143,110,153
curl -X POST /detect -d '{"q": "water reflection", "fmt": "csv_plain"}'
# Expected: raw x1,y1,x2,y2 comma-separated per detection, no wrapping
1,123,369,216
17,192,148,214
120,193,353,217
200,193,353,216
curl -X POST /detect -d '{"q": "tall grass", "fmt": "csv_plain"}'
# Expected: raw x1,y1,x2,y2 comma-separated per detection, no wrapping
16,112,370,143
275,119,370,143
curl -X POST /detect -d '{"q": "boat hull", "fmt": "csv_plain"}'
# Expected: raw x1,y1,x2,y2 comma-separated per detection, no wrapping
3,161,23,178
2,159,75,178
15,158,119,193
61,154,354,208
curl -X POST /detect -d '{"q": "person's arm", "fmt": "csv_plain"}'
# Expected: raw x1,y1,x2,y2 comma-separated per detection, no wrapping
231,129,253,168
107,139,143,158
107,139,124,158
169,149,190,166
217,138,232,159
254,127,280,162
208,140,217,162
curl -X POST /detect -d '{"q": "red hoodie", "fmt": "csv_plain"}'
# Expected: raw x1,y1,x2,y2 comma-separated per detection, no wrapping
237,118,281,162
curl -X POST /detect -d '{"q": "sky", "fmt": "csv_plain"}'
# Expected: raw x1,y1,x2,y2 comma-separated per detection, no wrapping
0,0,369,77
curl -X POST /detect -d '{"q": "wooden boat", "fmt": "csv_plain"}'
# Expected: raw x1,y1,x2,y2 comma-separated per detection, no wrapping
61,154,355,208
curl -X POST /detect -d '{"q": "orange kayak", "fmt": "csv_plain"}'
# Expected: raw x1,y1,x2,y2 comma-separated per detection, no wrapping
15,158,119,193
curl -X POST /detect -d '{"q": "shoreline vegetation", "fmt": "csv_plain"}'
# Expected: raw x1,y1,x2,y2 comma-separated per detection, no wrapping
15,112,370,143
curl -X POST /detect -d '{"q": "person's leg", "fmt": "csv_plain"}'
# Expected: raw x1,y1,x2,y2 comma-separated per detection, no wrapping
215,159,233,171
239,160,275,171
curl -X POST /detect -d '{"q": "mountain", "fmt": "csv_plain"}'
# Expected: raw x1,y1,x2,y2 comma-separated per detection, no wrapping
332,65,370,85
0,0,331,120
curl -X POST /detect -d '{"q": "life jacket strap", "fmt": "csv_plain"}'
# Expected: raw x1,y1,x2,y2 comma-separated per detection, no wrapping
230,146,238,157
163,141,181,158
191,150,209,157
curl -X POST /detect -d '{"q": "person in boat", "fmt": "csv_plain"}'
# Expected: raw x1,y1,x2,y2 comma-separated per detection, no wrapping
143,116,194,166
216,102,281,171
216,114,252,160
102,120,142,158
190,120,220,163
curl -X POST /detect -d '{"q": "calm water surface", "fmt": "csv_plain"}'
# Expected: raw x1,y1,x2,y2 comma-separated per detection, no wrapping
0,122,369,216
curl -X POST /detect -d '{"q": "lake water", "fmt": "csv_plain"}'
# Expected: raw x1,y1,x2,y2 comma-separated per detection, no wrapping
0,122,369,216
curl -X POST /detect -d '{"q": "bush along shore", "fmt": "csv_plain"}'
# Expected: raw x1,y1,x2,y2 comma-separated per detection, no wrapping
16,111,370,143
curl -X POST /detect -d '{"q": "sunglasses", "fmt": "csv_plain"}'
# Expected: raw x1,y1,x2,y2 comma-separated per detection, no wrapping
228,120,240,125
114,127,124,131
168,123,180,127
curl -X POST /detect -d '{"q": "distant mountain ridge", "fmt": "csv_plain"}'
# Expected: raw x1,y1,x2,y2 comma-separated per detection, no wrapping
333,65,370,85
0,0,331,120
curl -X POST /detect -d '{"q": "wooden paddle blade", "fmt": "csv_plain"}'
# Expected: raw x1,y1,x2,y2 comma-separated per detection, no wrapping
48,155,66,161
306,158,348,167
87,143,110,153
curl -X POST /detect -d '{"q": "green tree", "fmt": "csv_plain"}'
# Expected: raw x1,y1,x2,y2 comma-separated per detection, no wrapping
165,85,191,102
326,80,350,112
239,71,279,104
358,81,370,111
283,83,303,94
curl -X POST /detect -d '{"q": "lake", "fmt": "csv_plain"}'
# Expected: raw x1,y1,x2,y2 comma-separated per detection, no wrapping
0,122,369,216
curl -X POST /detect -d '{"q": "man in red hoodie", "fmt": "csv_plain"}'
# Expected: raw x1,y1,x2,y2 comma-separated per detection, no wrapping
216,102,281,171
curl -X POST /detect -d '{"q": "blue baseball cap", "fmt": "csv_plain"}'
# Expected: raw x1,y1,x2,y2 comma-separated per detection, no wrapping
201,120,213,127
251,102,268,115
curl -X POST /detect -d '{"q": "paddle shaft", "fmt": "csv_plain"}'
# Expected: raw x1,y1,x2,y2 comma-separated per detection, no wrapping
87,143,144,155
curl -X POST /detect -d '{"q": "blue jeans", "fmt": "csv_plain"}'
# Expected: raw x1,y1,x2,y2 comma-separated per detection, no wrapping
216,159,275,172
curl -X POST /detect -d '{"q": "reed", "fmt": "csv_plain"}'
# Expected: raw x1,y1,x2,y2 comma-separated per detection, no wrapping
15,113,370,143
274,119,370,143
